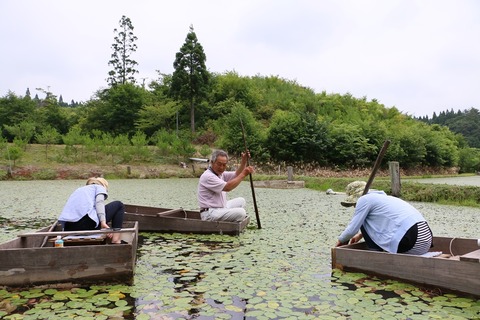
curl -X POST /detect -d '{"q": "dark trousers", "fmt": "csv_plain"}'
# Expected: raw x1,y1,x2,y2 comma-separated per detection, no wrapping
360,224,418,253
105,201,125,229
64,201,125,231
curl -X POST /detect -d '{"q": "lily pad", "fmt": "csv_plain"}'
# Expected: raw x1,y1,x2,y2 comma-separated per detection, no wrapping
1,180,480,319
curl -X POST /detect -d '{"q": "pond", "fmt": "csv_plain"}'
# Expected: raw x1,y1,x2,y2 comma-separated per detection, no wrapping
0,179,479,319
407,175,480,186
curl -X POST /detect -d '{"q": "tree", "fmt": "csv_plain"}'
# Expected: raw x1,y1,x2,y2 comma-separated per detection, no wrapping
33,93,40,105
130,131,151,161
136,101,179,136
170,25,210,134
62,126,85,162
107,15,139,86
84,83,151,136
266,110,329,165
220,103,267,161
35,126,60,160
34,88,70,135
58,94,68,107
3,120,36,148
4,144,23,167
0,92,36,139
136,73,179,136
458,147,480,173
327,122,376,168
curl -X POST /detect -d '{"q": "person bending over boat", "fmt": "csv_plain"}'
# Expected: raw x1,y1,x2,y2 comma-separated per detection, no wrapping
58,177,126,244
335,181,433,255
197,149,254,222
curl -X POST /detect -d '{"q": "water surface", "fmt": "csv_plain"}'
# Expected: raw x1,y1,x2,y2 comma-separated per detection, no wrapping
0,179,478,319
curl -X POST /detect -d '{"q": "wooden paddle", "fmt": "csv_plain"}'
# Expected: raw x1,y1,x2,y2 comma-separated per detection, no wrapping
40,220,59,247
363,140,391,195
240,119,261,229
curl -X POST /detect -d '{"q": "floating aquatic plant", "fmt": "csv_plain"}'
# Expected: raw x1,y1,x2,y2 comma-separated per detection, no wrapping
0,179,479,319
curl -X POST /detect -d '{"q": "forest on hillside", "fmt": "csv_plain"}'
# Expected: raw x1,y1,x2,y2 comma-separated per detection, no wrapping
417,108,480,149
1,16,479,173
2,73,477,173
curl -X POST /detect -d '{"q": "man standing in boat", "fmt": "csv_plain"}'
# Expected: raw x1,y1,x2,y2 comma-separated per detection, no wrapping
197,149,254,222
335,181,433,255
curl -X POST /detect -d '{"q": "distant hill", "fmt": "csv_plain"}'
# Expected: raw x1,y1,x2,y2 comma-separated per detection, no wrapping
416,108,480,148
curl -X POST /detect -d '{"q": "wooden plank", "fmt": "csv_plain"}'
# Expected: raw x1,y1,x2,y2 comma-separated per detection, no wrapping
156,208,185,216
431,237,479,255
18,228,136,238
124,211,249,235
48,234,106,246
460,249,480,263
125,204,178,215
0,245,134,287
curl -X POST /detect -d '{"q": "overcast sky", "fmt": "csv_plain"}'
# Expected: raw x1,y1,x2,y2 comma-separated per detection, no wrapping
1,0,479,118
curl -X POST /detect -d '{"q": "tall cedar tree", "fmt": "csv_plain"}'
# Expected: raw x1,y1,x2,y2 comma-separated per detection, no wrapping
170,25,210,133
107,15,139,86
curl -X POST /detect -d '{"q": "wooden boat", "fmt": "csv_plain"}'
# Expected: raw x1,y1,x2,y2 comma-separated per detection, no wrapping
331,236,480,297
0,221,138,288
124,204,250,236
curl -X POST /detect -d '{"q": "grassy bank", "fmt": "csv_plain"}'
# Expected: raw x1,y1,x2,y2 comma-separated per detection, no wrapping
301,176,480,208
2,144,479,207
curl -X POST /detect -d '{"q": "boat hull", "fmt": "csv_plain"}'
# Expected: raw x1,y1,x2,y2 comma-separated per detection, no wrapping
332,236,480,297
124,204,250,235
0,221,138,288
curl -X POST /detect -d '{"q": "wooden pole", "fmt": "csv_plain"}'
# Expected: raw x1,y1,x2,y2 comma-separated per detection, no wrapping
287,166,293,182
240,119,261,229
363,140,390,195
40,221,58,247
389,161,401,197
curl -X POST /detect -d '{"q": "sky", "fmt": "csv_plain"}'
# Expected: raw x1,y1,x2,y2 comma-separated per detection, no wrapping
1,0,479,118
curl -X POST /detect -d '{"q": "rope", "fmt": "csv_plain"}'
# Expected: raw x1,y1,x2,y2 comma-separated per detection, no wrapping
449,237,456,257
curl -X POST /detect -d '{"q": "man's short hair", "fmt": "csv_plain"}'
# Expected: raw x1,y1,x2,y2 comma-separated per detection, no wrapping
211,150,229,163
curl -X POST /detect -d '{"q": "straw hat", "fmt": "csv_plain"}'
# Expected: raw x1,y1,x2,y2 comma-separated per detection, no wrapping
86,177,109,190
340,181,366,207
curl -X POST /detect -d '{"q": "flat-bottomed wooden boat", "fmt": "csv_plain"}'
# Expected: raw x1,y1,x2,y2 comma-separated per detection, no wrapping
331,236,480,297
124,204,250,236
0,221,138,288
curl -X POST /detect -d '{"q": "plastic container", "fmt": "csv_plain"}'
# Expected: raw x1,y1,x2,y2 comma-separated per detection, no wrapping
55,235,64,248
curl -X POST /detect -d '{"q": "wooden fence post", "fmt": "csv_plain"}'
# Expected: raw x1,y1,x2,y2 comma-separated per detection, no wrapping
389,161,401,197
287,166,293,182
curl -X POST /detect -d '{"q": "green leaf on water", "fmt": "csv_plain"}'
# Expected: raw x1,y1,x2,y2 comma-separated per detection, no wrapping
225,304,243,312
135,314,151,320
50,302,65,309
65,301,84,309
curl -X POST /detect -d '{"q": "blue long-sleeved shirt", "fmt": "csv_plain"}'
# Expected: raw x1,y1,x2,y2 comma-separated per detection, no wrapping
338,190,426,253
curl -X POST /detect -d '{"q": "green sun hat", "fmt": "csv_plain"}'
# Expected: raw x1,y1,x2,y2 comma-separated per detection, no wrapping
340,181,366,207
